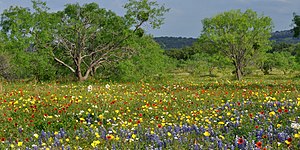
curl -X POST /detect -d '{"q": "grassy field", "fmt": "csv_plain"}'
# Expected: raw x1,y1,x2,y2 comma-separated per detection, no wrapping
0,76,300,149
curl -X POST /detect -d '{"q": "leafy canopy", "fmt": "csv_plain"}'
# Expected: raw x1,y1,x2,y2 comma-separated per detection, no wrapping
293,13,300,37
200,9,273,80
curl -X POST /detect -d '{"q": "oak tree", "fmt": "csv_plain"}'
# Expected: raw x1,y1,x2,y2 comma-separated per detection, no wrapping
51,0,169,81
200,9,273,80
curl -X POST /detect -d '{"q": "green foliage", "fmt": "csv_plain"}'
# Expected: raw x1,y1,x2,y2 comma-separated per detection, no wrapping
108,36,176,82
164,47,197,60
0,53,11,79
184,53,231,76
273,52,297,75
293,13,300,37
201,9,273,80
294,43,300,63
0,0,169,82
259,52,297,75
258,53,276,75
49,1,169,81
269,42,295,54
154,37,197,50
0,1,58,81
124,0,170,29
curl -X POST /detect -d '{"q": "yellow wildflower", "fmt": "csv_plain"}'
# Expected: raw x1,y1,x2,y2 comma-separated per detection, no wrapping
132,134,137,139
204,131,210,137
269,111,275,116
295,133,300,138
218,122,225,125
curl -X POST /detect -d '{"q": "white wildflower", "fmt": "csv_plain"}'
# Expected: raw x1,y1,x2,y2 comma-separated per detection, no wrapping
291,122,300,130
105,84,110,89
87,85,93,92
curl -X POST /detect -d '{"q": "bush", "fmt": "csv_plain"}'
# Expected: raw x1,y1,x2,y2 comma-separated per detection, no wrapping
0,53,14,80
107,36,176,82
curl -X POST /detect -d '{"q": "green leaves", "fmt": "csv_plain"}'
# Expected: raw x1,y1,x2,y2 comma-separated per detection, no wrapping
0,0,169,81
293,13,300,37
200,9,273,80
124,0,169,29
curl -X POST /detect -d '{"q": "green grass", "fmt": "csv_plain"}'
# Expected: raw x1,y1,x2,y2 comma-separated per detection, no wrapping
0,75,300,149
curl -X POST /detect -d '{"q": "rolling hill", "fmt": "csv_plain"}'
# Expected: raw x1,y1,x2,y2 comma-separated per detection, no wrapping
154,30,300,50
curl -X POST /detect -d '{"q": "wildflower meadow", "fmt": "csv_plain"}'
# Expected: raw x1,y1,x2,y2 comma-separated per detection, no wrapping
0,79,299,149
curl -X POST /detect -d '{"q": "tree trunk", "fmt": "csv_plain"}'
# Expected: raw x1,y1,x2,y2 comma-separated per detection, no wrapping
0,82,3,93
209,66,214,76
75,62,86,82
76,66,93,82
235,64,242,81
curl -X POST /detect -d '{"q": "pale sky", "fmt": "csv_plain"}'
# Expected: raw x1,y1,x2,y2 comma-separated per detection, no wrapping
0,0,299,38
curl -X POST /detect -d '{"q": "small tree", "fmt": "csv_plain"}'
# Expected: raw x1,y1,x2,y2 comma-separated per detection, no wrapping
108,36,175,81
274,52,297,75
258,53,276,75
200,9,273,80
293,13,300,37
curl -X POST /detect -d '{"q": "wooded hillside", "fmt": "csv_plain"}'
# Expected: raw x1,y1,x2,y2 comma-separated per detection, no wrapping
154,30,300,50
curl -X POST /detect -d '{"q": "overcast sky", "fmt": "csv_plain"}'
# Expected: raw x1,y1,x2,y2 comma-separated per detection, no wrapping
0,0,299,38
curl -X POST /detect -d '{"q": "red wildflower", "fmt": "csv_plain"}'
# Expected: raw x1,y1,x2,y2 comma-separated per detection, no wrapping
139,113,143,117
157,124,162,128
255,125,259,129
106,135,112,140
277,109,282,113
7,117,12,122
1,137,5,142
237,138,244,145
256,141,262,149
287,137,292,142
136,120,141,124
284,109,288,113
163,106,167,110
249,113,253,118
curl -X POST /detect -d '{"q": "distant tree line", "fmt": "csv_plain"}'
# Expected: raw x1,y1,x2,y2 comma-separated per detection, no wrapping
154,37,197,49
155,30,300,51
